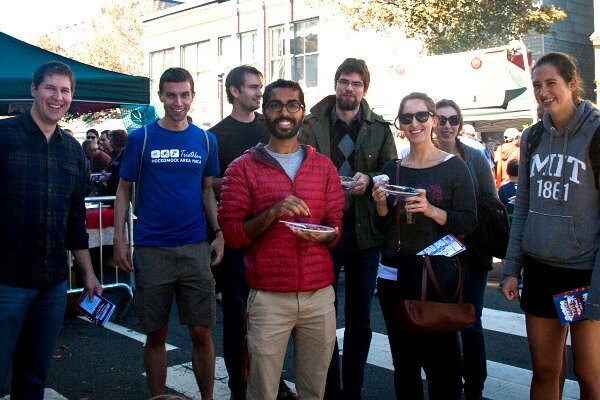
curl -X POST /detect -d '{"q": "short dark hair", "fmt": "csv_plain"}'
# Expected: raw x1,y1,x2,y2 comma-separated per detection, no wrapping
81,139,97,151
262,79,305,111
435,99,464,132
507,159,519,177
225,65,263,104
86,128,99,136
334,58,370,91
159,67,195,94
109,129,128,150
32,61,76,92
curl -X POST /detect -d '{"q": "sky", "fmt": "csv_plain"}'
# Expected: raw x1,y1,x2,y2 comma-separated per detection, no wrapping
0,0,106,43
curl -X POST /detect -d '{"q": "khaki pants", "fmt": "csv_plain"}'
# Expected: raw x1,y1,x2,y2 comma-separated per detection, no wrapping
246,286,336,400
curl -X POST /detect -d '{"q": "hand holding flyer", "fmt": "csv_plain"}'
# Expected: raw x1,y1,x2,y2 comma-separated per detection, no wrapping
78,292,116,327
417,234,466,257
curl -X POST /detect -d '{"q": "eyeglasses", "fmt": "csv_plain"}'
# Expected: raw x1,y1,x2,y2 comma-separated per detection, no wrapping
87,136,97,140
265,101,304,113
439,115,460,126
336,78,364,89
395,111,433,127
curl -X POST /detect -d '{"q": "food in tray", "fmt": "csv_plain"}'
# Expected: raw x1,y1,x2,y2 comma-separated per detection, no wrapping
372,174,390,184
340,176,357,190
380,184,419,196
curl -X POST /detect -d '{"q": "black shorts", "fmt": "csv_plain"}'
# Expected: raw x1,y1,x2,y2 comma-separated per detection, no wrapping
520,254,592,319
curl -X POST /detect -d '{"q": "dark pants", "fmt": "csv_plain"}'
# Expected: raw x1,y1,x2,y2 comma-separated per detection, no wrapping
461,270,489,399
325,223,380,400
377,277,463,400
0,280,68,399
221,246,250,396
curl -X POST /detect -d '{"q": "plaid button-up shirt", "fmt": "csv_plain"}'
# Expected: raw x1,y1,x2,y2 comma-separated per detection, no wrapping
0,110,89,290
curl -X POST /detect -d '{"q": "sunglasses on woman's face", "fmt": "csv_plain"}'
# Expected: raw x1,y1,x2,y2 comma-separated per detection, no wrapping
396,111,433,126
439,115,460,126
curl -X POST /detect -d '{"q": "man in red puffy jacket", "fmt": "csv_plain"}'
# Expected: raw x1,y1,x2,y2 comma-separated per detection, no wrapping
218,79,344,400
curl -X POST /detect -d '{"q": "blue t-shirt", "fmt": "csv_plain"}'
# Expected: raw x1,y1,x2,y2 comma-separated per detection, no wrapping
498,181,516,216
120,122,219,246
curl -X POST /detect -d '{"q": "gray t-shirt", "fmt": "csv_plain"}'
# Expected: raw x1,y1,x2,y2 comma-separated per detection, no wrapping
264,147,303,181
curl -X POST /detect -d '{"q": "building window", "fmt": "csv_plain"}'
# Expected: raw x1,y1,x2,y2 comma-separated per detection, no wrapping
181,40,211,113
149,48,174,105
238,30,257,66
270,25,286,81
291,19,318,87
218,35,234,67
269,18,318,87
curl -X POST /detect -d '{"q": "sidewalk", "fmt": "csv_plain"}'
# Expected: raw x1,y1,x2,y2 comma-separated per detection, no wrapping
489,258,504,284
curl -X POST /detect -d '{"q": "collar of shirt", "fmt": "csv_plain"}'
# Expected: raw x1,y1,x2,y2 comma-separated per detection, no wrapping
330,105,362,126
22,109,66,142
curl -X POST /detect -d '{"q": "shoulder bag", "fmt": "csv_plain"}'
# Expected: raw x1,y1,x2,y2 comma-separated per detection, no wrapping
395,255,475,333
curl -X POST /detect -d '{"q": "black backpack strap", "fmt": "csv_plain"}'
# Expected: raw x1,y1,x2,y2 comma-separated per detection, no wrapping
526,121,544,189
588,125,600,189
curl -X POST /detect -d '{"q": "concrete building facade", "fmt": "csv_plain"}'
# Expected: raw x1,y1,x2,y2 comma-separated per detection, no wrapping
141,0,418,127
142,0,595,128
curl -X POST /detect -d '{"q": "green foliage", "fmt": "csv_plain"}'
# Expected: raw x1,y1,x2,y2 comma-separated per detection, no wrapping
313,0,566,54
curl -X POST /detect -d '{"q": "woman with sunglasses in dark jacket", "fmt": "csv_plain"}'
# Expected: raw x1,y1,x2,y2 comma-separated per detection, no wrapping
372,92,477,399
433,99,497,400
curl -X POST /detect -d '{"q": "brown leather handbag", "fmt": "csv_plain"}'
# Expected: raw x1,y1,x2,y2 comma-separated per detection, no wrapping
395,255,475,333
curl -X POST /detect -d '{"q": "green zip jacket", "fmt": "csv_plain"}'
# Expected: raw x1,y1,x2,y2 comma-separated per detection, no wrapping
299,95,397,250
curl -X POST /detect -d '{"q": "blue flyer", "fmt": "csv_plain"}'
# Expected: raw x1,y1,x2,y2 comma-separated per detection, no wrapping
78,292,116,327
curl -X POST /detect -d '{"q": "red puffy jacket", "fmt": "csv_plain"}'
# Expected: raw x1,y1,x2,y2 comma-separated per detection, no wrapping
218,144,344,292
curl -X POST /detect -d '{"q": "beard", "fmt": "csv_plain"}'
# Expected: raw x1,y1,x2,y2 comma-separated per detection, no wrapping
266,117,302,140
336,95,360,111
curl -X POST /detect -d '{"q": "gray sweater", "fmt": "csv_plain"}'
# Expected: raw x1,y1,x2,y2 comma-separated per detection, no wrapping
459,141,497,199
503,100,600,319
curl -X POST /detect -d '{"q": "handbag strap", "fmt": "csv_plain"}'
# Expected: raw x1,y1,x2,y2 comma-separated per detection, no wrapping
133,125,148,213
203,128,210,160
421,255,464,303
395,160,402,249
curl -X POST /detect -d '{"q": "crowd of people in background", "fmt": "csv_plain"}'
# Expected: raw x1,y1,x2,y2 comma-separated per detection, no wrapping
2,50,600,400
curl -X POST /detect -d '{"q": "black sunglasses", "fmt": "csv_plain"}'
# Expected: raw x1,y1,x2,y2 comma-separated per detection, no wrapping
86,136,96,139
439,115,460,126
395,111,433,127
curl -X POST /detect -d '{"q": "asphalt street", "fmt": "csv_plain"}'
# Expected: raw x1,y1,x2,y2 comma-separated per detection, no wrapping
1,262,582,400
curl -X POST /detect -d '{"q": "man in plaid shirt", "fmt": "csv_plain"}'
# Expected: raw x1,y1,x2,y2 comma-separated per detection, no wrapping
0,61,101,399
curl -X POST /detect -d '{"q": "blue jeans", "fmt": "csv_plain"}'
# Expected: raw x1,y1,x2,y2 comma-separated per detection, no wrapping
325,223,380,400
461,270,488,399
220,246,250,396
0,280,67,399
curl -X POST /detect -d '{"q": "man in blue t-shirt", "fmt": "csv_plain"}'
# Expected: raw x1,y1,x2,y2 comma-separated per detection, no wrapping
113,67,223,399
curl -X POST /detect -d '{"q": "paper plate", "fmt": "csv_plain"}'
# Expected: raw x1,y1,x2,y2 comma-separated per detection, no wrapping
280,220,336,234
